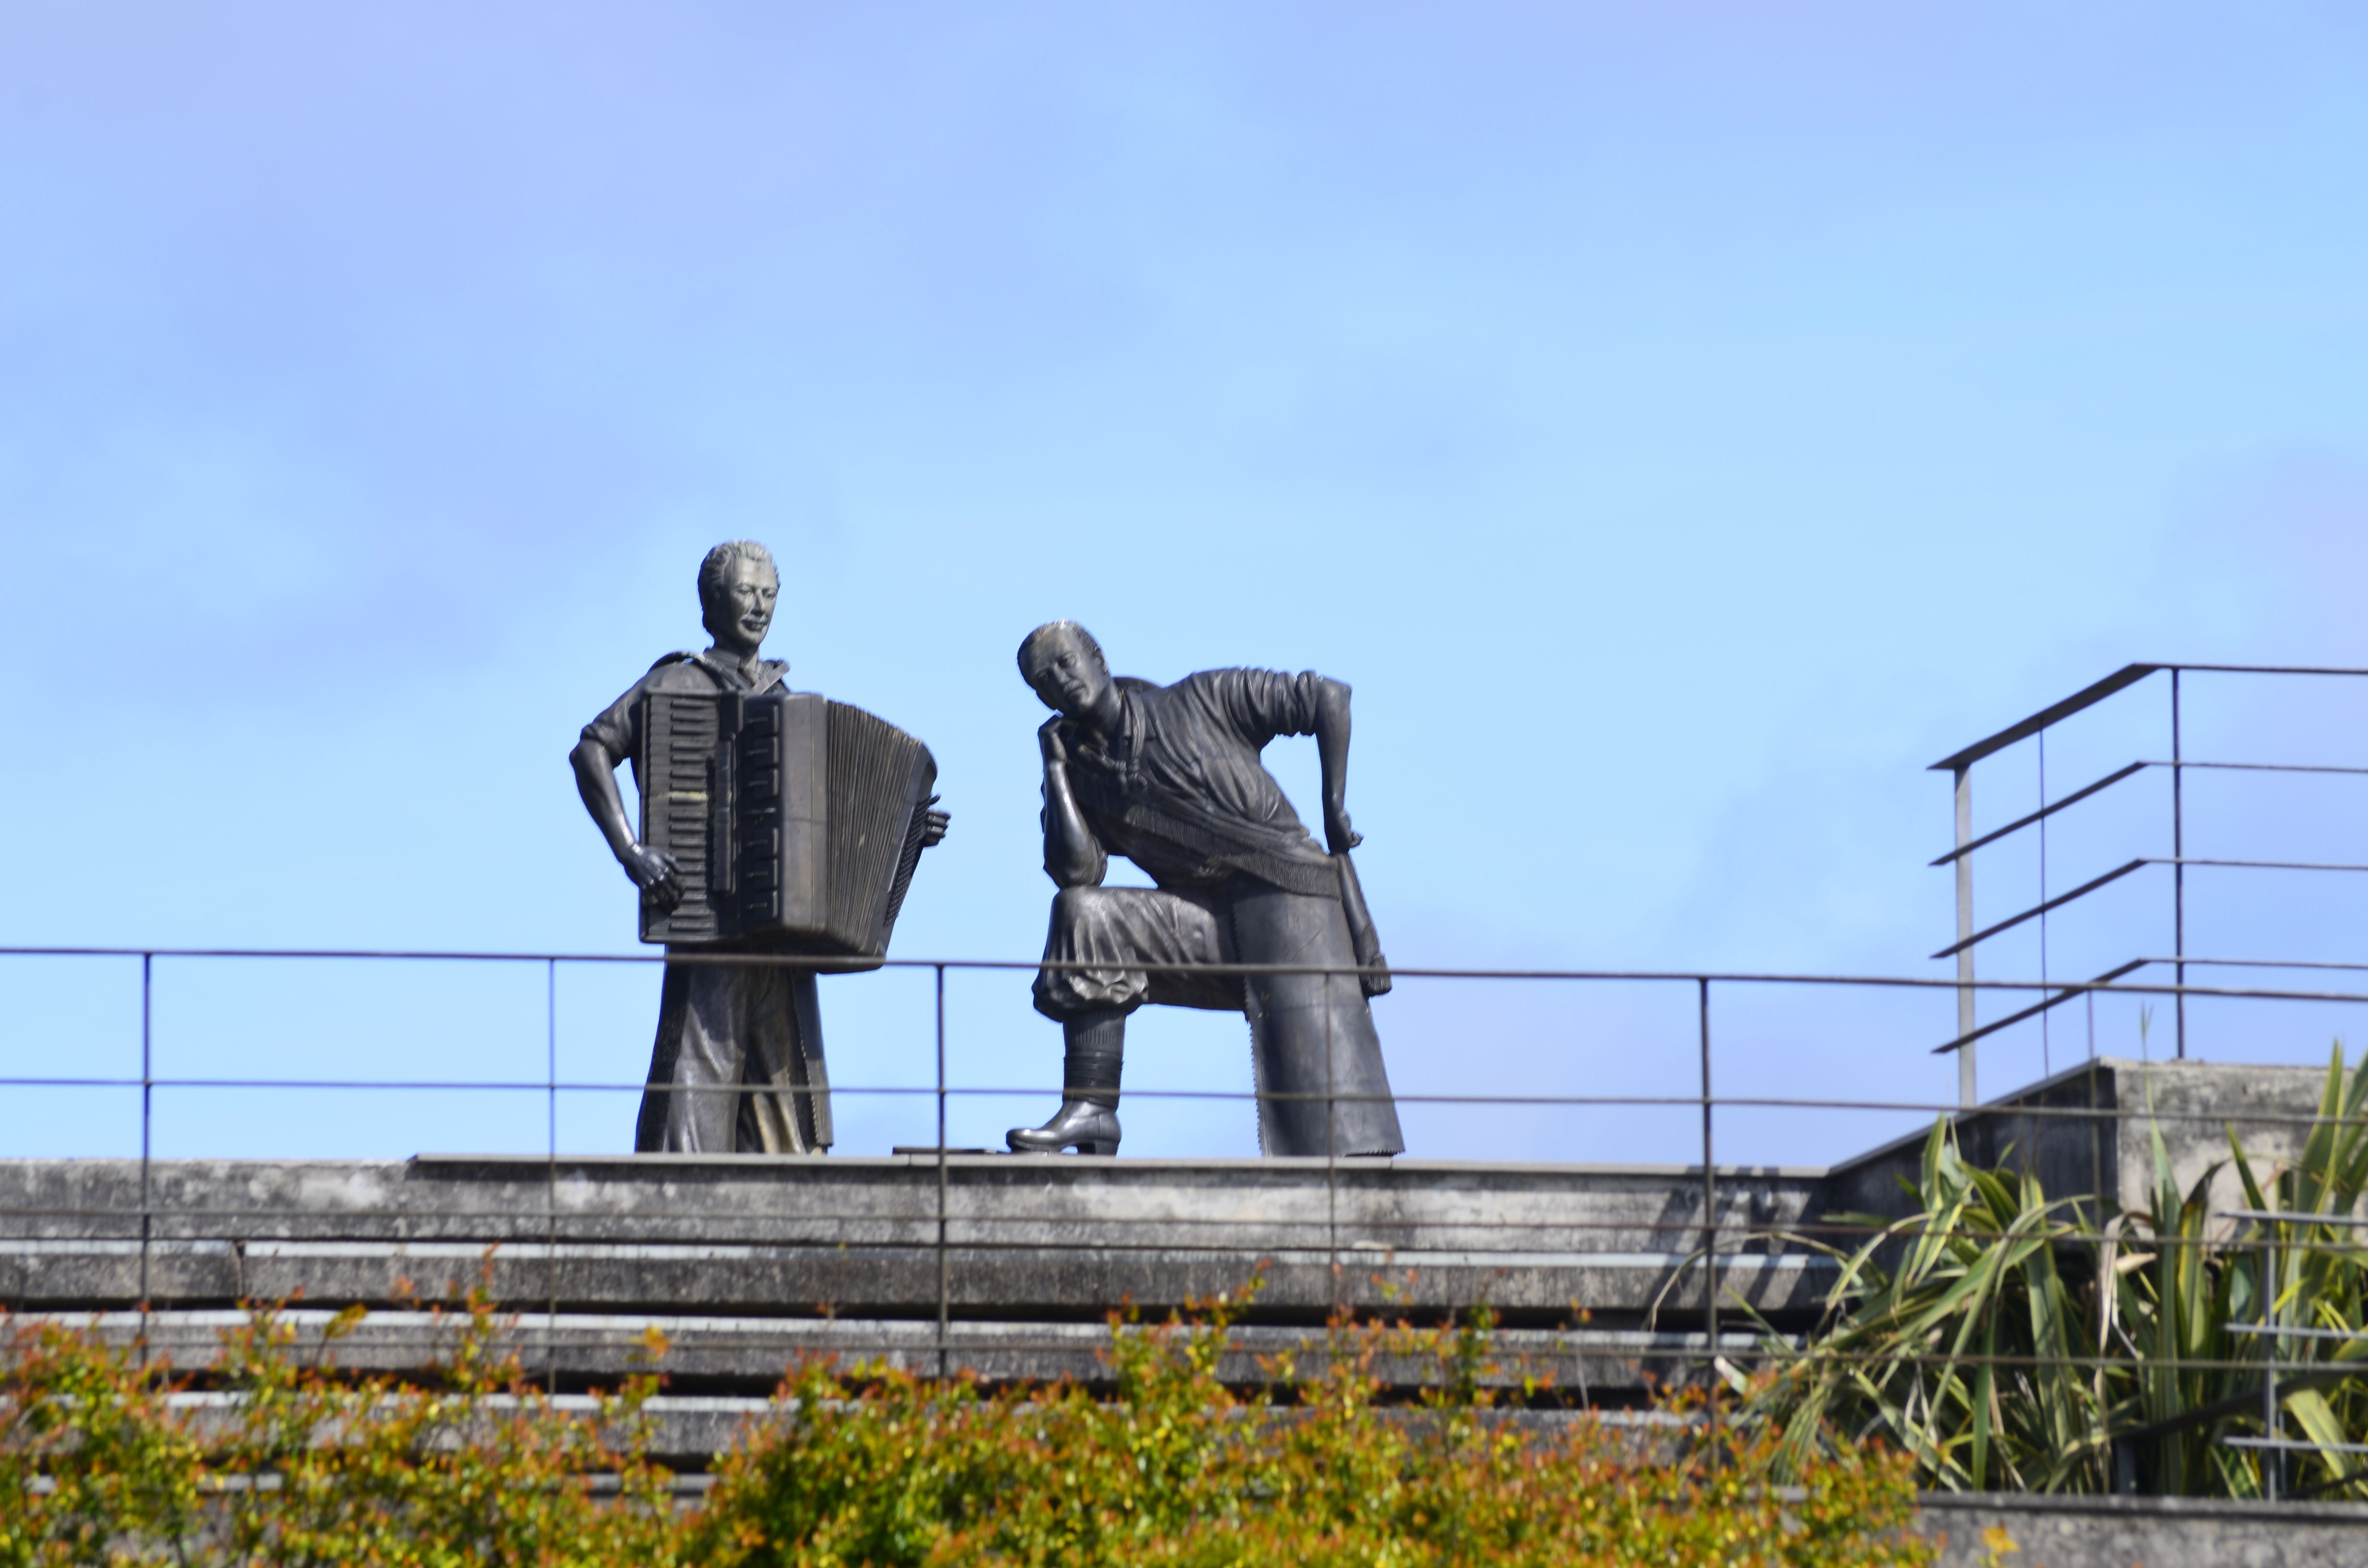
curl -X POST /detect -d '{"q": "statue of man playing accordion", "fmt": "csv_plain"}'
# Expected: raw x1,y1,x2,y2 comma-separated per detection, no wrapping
1008,622,1404,1159
570,541,948,1154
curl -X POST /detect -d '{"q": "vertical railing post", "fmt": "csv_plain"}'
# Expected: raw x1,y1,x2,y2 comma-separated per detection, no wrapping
546,956,559,1395
1953,766,1977,1106
138,952,152,1363
2261,1228,2280,1499
2171,669,2187,1060
935,963,950,1382
2037,731,2050,1079
1698,978,1717,1396
1326,977,1340,1309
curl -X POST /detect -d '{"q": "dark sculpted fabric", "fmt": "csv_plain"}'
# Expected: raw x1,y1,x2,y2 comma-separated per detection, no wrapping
1037,668,1403,1157
1033,884,1242,1017
1036,879,1403,1156
580,648,789,792
1054,670,1343,898
583,648,830,1155
636,962,832,1154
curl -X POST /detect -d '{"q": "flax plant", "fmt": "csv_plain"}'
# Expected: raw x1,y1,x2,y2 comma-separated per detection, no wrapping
1744,1042,2368,1499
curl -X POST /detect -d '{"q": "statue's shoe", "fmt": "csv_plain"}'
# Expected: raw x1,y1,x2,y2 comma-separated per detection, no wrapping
1007,1101,1121,1156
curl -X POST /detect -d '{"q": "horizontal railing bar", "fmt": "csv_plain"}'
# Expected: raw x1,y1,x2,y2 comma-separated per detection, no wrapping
10,1089,2368,1127
2149,758,2368,778
2160,662,2368,678
1931,859,2149,958
1921,859,2368,962
2227,1436,2368,1455
1929,663,2162,773
0,1227,2331,1255
1930,661,2368,776
0,1211,1888,1237
0,1221,2067,1250
2,1193,2347,1229
1927,757,2368,866
20,951,2368,999
0,1336,1945,1373
0,1202,2349,1241
2171,856,2368,873
0,1267,1815,1291
17,950,2368,1019
12,1325,2355,1377
2144,956,2368,973
11,1087,2368,1124
1929,762,2149,866
2230,1324,2368,1342
0,1222,2093,1250
2230,1209,2368,1227
12,1330,1757,1356
1930,961,2148,1054
0,1220,2135,1247
2,1198,2361,1239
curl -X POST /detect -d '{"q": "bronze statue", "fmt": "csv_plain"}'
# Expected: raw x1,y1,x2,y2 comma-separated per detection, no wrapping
1008,622,1403,1158
570,541,948,1153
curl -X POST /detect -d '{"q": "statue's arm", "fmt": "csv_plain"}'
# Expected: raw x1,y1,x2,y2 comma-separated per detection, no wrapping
1312,677,1362,855
569,735,684,905
1038,718,1107,888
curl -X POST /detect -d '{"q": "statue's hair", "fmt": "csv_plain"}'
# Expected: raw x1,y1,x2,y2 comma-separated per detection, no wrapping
697,540,777,607
1017,620,1104,680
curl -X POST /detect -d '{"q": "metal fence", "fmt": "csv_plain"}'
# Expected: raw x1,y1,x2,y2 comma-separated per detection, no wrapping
3,949,2367,1336
1935,661,2368,1104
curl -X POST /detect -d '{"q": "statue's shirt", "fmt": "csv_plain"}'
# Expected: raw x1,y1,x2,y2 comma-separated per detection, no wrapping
1060,668,1341,898
580,649,789,791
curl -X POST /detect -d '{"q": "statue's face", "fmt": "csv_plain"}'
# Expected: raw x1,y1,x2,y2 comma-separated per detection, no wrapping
703,558,779,651
1026,627,1111,721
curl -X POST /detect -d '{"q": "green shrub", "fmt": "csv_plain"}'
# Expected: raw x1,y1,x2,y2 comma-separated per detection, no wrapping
0,1285,1926,1566
692,1298,1926,1567
0,1293,679,1568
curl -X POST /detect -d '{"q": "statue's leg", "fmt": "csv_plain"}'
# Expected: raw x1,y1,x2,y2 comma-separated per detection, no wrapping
1231,883,1405,1158
641,960,750,1153
790,970,831,1150
1012,885,1232,1155
634,962,687,1151
1007,1010,1126,1155
738,966,830,1155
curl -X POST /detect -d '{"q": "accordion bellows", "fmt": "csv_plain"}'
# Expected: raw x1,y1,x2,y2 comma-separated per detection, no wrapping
637,691,938,959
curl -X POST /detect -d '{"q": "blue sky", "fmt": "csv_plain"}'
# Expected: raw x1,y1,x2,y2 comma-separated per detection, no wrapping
4,3,2367,1166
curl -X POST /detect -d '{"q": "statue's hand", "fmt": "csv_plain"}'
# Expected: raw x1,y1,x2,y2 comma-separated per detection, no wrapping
1038,715,1070,767
623,843,684,912
921,798,950,848
1324,800,1362,856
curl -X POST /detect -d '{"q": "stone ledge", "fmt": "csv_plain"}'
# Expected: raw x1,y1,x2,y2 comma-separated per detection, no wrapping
1918,1489,2368,1568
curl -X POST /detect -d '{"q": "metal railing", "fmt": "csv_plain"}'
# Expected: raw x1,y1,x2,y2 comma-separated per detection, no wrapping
5,944,2368,1499
1931,662,2368,1104
2223,1210,2368,1502
5,948,2368,1355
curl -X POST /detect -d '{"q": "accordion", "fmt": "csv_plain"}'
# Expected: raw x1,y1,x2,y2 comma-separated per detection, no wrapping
636,690,938,960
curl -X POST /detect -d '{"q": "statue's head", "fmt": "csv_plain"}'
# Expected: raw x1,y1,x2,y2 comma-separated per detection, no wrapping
698,540,779,655
1018,620,1111,720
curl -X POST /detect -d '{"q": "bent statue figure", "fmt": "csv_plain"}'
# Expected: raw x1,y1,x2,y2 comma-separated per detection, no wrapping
1009,621,1403,1159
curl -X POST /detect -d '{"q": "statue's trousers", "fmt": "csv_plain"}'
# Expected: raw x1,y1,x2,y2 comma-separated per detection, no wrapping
1034,875,1405,1157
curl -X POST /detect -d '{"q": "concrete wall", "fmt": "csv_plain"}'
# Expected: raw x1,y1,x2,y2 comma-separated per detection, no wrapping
1828,1057,2339,1226
0,1153,1832,1394
1919,1492,2368,1568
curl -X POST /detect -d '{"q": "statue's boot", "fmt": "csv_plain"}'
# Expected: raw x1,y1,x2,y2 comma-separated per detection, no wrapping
1007,1012,1123,1155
